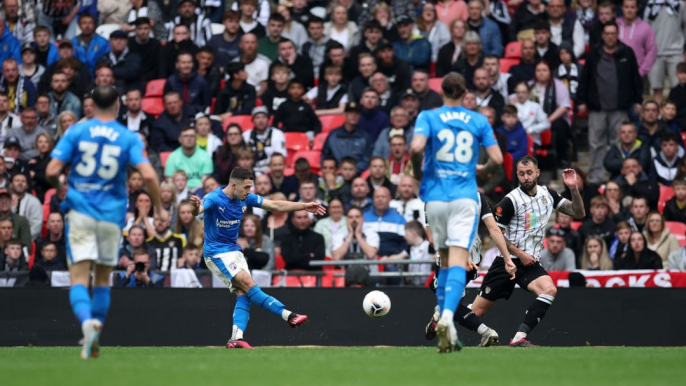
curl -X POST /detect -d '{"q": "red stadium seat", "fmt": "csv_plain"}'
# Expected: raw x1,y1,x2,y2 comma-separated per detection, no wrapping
527,134,535,157
28,241,36,269
275,255,286,270
291,150,322,172
283,167,295,176
681,132,686,149
284,132,310,153
160,151,172,168
322,270,345,288
43,188,56,205
570,221,582,231
272,272,318,287
222,115,253,131
499,58,519,73
41,203,50,238
145,79,166,97
360,169,370,179
428,77,443,95
505,41,522,59
503,152,513,181
659,186,675,213
319,114,346,133
312,132,328,151
666,221,686,246
141,97,164,116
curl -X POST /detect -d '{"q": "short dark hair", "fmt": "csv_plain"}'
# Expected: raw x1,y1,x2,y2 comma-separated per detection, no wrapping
230,167,255,181
603,21,619,33
6,238,23,248
198,46,214,55
288,79,305,89
41,241,57,251
365,20,383,32
222,10,240,22
180,126,196,135
502,104,518,116
134,17,151,26
176,51,194,61
307,16,324,28
294,157,311,172
516,155,539,169
269,13,286,24
346,206,363,216
405,221,425,239
661,132,680,145
341,156,356,167
226,62,245,79
441,72,467,100
677,62,686,74
92,86,120,110
322,156,338,167
10,172,28,183
78,12,96,23
533,21,550,32
278,38,295,48
183,244,199,254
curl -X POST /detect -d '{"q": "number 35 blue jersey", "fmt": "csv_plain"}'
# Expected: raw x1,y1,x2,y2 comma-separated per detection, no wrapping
414,105,497,203
50,118,149,227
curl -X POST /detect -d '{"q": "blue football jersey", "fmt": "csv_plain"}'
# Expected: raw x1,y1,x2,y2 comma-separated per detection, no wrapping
50,118,148,227
414,105,497,202
202,188,264,257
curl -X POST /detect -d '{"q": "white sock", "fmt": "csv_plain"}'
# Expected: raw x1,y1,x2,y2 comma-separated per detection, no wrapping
440,310,454,321
477,324,489,335
232,325,244,340
281,310,292,322
513,331,528,342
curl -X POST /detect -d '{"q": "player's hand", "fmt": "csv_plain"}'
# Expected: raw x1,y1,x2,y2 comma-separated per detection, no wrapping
519,253,537,267
304,202,327,216
467,259,478,271
505,259,517,280
190,195,203,209
562,169,578,189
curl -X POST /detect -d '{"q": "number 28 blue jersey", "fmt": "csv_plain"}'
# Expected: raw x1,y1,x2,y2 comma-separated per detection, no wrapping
414,105,497,203
50,118,149,227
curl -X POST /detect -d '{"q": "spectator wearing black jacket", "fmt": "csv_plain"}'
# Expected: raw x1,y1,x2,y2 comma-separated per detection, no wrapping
509,0,548,42
318,41,357,83
281,210,325,270
577,21,643,186
272,79,321,136
117,89,155,136
349,21,385,74
97,30,142,93
668,62,686,129
614,231,663,270
348,53,377,103
664,179,686,224
509,38,537,83
269,38,315,91
374,41,412,95
37,40,90,95
615,157,660,211
150,91,196,152
603,121,651,181
578,196,616,248
128,17,162,85
533,21,559,69
164,52,211,113
215,62,256,121
159,24,199,79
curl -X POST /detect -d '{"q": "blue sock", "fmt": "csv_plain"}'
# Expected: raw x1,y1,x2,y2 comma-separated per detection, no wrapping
246,286,286,317
233,295,251,332
436,268,448,313
91,287,111,324
443,266,468,315
69,285,92,324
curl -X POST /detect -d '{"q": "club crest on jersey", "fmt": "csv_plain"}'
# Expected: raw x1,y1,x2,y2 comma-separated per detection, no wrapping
485,286,491,294
541,197,548,205
241,206,247,213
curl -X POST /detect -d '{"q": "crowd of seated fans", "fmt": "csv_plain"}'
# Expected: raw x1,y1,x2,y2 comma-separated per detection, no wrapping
6,0,686,287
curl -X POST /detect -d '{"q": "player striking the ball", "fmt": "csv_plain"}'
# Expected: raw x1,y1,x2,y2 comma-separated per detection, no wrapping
464,156,585,347
46,86,163,359
190,167,326,349
411,72,505,353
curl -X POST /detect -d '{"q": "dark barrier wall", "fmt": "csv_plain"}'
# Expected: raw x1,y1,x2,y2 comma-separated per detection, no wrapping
2,288,686,347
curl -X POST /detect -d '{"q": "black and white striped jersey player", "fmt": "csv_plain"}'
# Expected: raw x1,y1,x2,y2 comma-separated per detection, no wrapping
469,156,585,347
425,193,516,347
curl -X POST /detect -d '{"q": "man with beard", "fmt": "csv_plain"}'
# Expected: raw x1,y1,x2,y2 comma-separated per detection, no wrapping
473,68,505,126
411,70,442,111
118,89,154,135
164,0,213,47
374,40,412,95
72,13,110,76
47,71,81,118
231,33,271,97
164,52,211,112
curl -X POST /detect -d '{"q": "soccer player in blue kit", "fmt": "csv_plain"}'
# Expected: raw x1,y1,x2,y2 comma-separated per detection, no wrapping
410,72,512,353
189,167,326,349
46,86,163,359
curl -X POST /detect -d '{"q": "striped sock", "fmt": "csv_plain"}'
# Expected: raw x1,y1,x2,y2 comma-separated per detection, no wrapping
518,294,555,334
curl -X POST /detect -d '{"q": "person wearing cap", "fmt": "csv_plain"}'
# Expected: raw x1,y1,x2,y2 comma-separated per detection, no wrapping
242,106,286,176
215,62,256,121
375,40,411,94
540,228,576,271
164,126,213,190
19,43,46,88
122,0,168,41
0,187,32,250
400,87,420,124
0,18,21,65
150,91,196,152
321,102,372,173
97,30,142,93
164,0,213,47
0,58,37,113
3,0,34,45
164,51,211,113
0,93,22,147
127,18,162,85
392,15,431,70
72,13,111,77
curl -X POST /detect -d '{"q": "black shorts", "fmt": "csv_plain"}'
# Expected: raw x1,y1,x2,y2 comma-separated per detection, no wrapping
429,267,479,293
479,256,548,301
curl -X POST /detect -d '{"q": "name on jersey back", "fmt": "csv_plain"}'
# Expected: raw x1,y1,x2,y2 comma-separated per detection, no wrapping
439,111,472,124
90,126,121,142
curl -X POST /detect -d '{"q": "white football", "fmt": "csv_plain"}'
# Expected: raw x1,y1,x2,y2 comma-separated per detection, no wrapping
363,290,391,318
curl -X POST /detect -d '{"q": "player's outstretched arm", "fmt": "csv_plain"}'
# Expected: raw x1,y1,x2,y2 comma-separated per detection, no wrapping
558,169,586,219
261,199,327,215
45,159,66,188
410,134,427,181
484,216,516,279
190,195,205,216
484,144,504,167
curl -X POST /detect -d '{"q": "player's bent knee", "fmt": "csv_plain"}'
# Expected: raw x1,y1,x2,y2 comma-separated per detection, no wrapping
544,285,557,298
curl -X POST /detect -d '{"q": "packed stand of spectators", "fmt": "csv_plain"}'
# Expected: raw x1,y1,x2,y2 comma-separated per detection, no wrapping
6,0,686,287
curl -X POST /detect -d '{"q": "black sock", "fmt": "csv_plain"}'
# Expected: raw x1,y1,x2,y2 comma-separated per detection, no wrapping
518,294,555,333
287,313,297,322
454,303,482,332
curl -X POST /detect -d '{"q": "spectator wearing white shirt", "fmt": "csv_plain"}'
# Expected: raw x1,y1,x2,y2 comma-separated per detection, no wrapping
232,33,271,96
242,106,286,176
314,198,347,257
332,206,379,261
513,81,550,146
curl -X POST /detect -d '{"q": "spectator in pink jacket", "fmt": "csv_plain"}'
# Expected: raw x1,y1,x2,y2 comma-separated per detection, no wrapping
616,0,658,78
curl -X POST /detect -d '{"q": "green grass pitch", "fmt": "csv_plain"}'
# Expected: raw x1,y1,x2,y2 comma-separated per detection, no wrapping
1,347,684,386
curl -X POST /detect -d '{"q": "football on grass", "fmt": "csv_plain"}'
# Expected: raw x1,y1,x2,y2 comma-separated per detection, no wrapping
363,291,391,318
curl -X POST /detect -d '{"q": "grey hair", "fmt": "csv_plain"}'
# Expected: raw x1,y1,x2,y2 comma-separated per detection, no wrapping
462,31,483,52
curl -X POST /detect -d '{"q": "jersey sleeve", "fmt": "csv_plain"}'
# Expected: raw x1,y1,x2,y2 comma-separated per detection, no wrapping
247,193,264,208
413,111,431,139
50,127,77,163
479,117,498,148
548,188,569,210
128,133,149,167
480,194,493,220
493,197,515,228
202,193,215,211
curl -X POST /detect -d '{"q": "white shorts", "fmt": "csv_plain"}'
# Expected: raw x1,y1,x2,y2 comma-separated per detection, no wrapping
426,199,480,250
205,251,251,293
66,210,122,267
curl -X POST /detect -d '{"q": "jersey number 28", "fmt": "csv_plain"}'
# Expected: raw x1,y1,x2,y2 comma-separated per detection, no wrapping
436,129,473,163
75,141,122,180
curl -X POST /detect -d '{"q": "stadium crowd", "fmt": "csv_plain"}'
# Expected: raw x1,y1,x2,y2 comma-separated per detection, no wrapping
2,0,686,287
